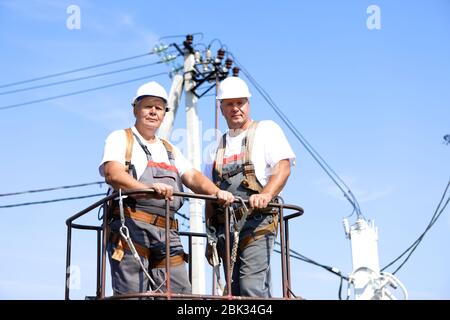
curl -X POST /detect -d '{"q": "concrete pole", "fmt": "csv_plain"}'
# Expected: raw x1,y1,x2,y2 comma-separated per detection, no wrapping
184,51,206,294
158,74,183,140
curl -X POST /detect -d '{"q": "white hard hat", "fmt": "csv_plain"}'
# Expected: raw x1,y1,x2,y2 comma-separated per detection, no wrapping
216,77,252,100
132,81,168,106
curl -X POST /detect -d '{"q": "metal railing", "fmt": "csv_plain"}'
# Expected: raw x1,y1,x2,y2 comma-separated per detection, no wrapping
65,189,304,300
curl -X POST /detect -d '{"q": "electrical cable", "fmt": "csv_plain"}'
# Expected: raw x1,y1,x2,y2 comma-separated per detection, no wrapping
0,72,167,111
0,181,104,197
158,33,204,42
0,60,169,96
0,193,106,208
382,178,450,273
274,241,349,299
274,241,348,280
0,182,191,226
208,38,223,49
0,52,155,89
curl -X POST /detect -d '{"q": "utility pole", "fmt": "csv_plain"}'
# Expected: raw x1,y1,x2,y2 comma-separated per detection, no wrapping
158,74,183,139
160,34,235,294
183,35,206,294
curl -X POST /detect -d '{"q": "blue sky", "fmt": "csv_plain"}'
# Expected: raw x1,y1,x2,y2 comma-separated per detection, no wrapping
0,0,449,300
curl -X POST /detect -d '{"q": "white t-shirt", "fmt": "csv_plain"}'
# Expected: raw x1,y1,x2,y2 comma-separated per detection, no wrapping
99,126,192,179
204,120,296,186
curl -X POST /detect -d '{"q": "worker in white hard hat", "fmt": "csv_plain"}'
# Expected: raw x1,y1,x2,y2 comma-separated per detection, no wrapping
99,81,234,297
204,76,296,298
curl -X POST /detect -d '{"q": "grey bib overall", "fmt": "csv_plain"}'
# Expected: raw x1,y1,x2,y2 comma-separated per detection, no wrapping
212,121,278,297
108,130,191,296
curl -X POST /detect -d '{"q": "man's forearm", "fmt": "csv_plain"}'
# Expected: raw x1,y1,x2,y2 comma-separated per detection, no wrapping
182,169,220,195
104,161,148,190
261,159,291,198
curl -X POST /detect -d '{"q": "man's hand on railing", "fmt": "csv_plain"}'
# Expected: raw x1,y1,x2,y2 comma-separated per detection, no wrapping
149,183,174,201
215,190,235,207
249,192,272,209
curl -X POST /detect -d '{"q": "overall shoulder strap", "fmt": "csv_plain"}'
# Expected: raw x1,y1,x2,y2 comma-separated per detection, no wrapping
132,132,152,160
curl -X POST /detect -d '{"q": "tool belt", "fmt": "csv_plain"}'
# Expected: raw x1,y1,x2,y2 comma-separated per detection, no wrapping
109,232,188,267
113,207,178,230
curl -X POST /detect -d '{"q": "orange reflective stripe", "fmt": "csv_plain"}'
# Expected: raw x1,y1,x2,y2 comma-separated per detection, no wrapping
222,152,245,165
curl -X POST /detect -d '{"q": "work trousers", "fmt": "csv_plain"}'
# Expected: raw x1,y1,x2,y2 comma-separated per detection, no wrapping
107,217,191,296
216,213,276,297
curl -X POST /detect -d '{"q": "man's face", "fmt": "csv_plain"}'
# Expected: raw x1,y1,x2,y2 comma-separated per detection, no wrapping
133,96,166,130
220,97,250,129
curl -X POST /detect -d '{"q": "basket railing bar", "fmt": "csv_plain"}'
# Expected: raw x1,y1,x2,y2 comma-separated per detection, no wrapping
64,189,304,300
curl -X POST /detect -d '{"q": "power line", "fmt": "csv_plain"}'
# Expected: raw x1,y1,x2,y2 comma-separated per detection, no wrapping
274,241,348,280
158,33,204,42
176,211,190,221
0,72,167,111
0,52,155,89
0,193,106,209
382,178,450,274
0,60,167,96
0,182,191,223
0,181,105,197
274,242,350,299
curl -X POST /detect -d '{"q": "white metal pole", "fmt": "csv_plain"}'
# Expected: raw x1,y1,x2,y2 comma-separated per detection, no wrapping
184,51,206,294
158,74,183,140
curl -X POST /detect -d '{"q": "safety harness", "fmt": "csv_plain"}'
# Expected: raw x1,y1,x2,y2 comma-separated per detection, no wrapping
109,128,186,270
213,121,262,193
212,121,279,250
208,121,279,294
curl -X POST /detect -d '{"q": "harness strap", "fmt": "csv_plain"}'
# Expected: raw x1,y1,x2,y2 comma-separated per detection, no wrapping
150,253,188,268
238,216,279,251
242,122,263,192
124,128,137,179
160,138,175,161
131,131,176,164
213,122,263,192
213,133,227,183
113,207,179,230
110,232,187,268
